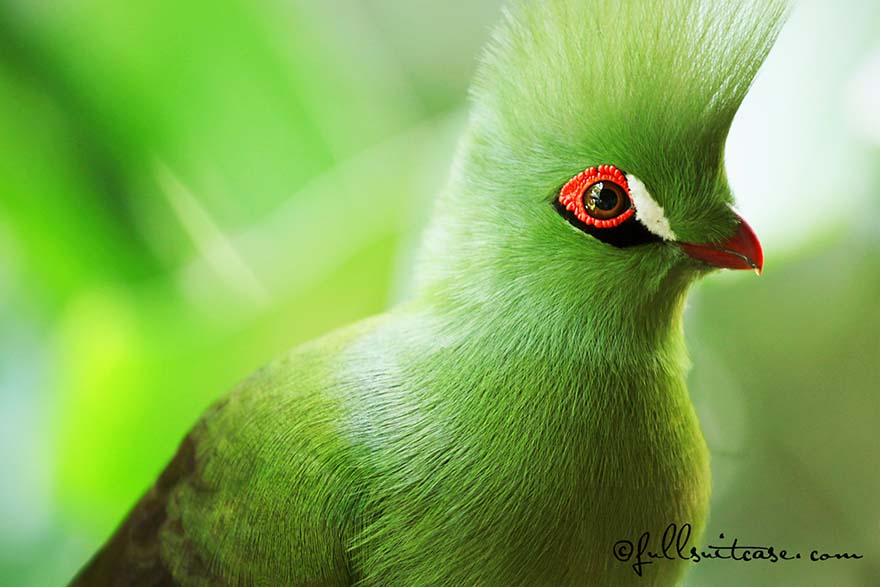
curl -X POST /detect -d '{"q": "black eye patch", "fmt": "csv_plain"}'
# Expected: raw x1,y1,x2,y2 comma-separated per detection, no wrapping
553,196,662,248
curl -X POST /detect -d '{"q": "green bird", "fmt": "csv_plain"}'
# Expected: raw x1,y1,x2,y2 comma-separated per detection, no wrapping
73,0,786,585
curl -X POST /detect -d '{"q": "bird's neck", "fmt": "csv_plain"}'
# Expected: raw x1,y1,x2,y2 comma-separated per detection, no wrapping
408,264,695,417
362,272,700,508
423,256,692,361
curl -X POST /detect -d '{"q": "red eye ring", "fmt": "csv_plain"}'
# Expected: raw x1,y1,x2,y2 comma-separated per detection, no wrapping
557,164,635,228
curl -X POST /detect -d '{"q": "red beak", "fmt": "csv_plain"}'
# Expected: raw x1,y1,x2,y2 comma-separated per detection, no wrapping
680,212,764,274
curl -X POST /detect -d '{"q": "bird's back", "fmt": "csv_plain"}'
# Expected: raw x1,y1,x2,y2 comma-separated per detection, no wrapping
70,319,378,587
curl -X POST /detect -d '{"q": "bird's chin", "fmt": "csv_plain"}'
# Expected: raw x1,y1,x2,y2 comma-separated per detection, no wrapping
679,212,763,275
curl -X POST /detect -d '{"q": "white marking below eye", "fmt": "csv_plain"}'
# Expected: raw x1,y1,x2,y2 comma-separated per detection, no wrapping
626,174,677,241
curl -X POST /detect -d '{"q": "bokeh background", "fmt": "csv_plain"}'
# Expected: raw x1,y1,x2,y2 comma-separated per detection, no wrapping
0,0,877,585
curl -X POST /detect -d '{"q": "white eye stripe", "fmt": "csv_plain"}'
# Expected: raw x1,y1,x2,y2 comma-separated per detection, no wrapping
626,174,677,241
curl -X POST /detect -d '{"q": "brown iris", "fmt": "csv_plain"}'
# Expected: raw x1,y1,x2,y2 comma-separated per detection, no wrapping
582,181,630,221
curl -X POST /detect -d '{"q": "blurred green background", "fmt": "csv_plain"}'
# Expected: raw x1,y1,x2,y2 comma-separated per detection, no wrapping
0,0,876,585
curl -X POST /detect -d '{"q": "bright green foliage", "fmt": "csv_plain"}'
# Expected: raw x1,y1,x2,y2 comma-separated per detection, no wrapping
72,1,788,586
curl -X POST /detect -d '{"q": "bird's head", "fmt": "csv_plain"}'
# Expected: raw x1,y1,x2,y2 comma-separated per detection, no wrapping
416,0,787,339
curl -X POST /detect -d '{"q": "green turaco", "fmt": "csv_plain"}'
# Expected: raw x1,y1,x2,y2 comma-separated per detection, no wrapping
73,0,786,585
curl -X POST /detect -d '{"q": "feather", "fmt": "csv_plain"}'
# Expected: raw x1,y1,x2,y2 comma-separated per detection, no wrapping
73,2,788,585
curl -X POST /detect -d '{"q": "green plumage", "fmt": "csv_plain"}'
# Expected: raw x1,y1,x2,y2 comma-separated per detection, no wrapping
73,1,787,585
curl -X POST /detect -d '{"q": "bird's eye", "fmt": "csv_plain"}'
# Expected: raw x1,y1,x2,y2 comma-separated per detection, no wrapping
554,164,664,248
556,165,635,228
583,181,629,220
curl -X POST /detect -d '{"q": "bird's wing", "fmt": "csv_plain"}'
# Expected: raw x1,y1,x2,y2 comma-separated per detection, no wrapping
70,334,364,587
70,428,201,587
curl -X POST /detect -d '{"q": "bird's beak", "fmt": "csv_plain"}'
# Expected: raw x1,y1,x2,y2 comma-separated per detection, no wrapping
680,211,764,274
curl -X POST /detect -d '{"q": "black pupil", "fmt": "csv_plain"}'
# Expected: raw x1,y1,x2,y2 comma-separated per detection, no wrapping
592,183,619,210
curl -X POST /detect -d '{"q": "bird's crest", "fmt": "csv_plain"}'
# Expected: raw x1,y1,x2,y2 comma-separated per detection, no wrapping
470,0,789,171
